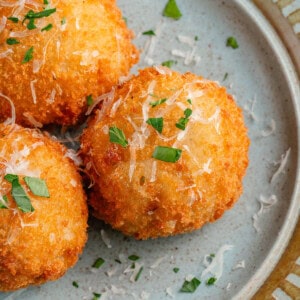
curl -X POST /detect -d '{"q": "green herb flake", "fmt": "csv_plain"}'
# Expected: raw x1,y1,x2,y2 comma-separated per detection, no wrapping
41,23,53,31
135,266,144,282
24,8,57,20
109,126,128,148
11,177,34,213
22,47,34,64
8,16,19,23
43,0,49,4
92,293,101,300
150,98,167,107
161,60,177,68
6,38,20,45
27,18,36,30
24,177,50,197
163,0,182,20
194,35,199,41
184,108,192,118
187,99,192,104
210,253,215,258
4,174,18,183
152,146,182,163
122,16,127,24
131,262,135,269
86,94,94,106
142,30,155,36
173,267,180,273
128,255,140,261
146,117,163,133
226,36,239,49
180,277,201,293
0,195,8,209
61,17,66,25
206,277,217,286
176,108,192,130
92,257,105,269
222,73,228,81
72,281,79,288
115,259,122,264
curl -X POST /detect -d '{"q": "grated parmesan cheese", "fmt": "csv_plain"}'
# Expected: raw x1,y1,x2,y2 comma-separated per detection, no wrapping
0,92,16,125
270,148,291,184
30,79,38,104
23,112,43,128
261,119,276,137
100,229,112,248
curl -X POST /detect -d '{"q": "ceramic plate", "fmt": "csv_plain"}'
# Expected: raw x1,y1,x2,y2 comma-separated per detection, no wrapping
1,0,300,299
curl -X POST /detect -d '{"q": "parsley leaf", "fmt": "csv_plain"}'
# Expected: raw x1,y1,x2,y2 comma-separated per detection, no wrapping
222,73,228,81
161,60,177,68
6,38,20,45
4,174,18,183
8,16,19,23
22,47,34,64
206,277,217,285
72,281,79,288
24,8,57,19
27,19,36,30
163,0,182,20
109,126,128,148
92,257,105,269
176,108,192,130
61,17,66,25
152,146,182,163
180,277,201,293
187,99,192,104
142,30,155,36
92,293,101,300
128,255,140,261
0,195,8,209
146,117,163,133
150,98,167,107
226,36,239,49
24,177,50,197
86,94,93,106
41,23,53,31
173,267,180,273
135,266,144,282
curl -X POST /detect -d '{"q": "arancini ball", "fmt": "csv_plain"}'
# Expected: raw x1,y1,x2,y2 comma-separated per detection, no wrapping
80,67,249,240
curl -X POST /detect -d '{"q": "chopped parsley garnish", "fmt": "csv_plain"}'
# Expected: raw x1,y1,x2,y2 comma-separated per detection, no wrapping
109,126,128,148
131,262,135,269
128,255,140,261
152,146,182,163
180,277,201,293
4,174,34,213
8,16,19,23
223,73,229,81
163,0,182,20
92,257,105,269
176,108,192,130
61,17,66,25
226,36,239,49
43,0,49,4
206,277,217,285
187,99,192,104
86,94,94,106
173,267,180,273
6,38,19,45
27,19,36,30
24,8,57,19
115,259,122,264
194,36,199,41
24,177,50,197
142,30,155,36
161,60,177,68
146,117,163,133
22,46,34,64
41,23,53,31
150,98,167,107
135,266,144,282
92,293,101,300
122,16,128,24
210,253,215,258
72,281,79,288
0,195,8,209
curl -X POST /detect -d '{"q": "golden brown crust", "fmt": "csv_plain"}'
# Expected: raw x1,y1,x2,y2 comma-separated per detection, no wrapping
0,0,139,126
81,67,249,240
0,124,88,291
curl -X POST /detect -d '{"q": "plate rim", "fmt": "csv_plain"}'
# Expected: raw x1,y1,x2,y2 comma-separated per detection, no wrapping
233,1,300,299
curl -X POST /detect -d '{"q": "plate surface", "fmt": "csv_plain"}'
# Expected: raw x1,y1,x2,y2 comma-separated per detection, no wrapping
1,0,300,299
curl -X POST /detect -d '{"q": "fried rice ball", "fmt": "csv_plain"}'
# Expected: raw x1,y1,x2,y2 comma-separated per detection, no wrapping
0,123,88,291
81,67,249,240
0,0,138,127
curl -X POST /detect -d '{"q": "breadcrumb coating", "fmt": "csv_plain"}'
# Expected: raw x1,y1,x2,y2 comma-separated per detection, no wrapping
80,67,249,240
0,124,88,291
0,0,139,126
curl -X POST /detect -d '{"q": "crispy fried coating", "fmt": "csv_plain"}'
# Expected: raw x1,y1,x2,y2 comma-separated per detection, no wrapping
81,67,249,240
0,124,88,291
0,0,139,127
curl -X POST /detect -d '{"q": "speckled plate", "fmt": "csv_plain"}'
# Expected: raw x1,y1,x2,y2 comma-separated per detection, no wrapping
1,0,300,299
